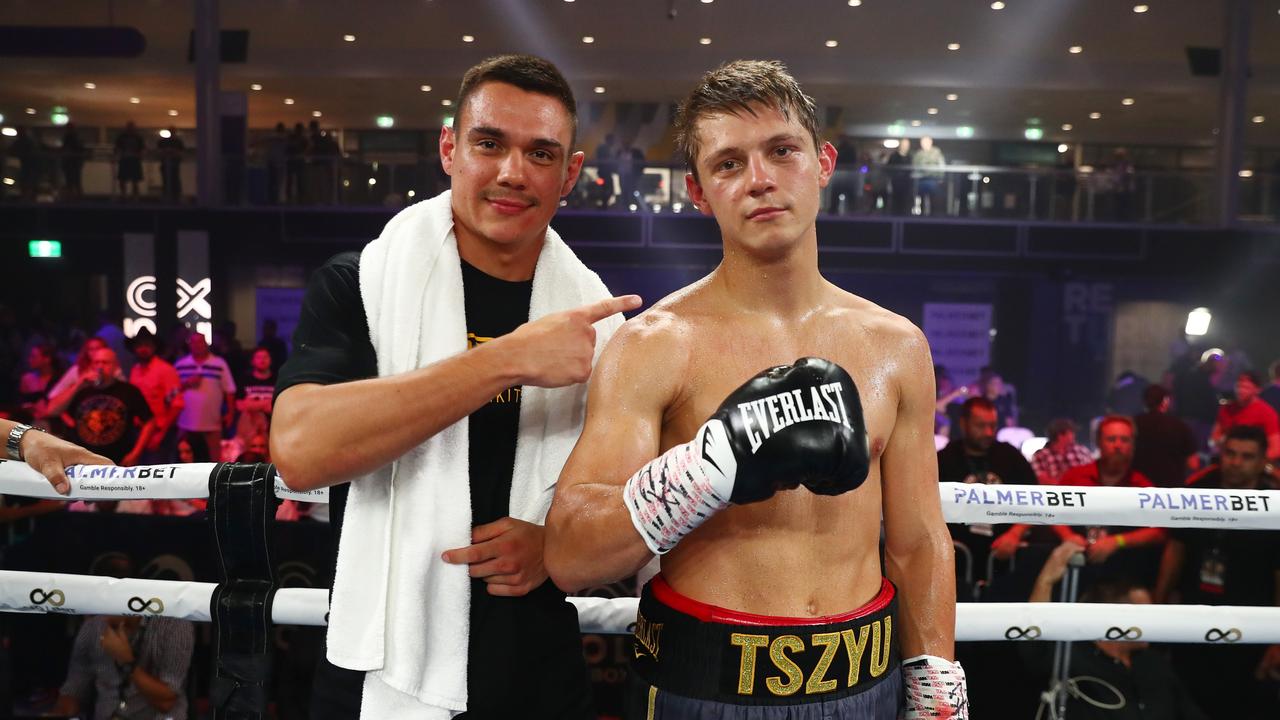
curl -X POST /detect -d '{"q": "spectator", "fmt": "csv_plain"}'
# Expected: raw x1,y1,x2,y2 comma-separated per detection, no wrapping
235,347,276,441
1110,148,1136,221
308,121,340,205
174,333,236,463
1154,425,1280,720
1026,542,1209,720
157,126,184,203
44,337,113,422
1210,371,1280,460
1030,418,1094,484
45,347,155,466
1173,350,1223,452
265,122,288,204
114,121,145,200
938,397,1038,579
1054,416,1165,580
59,123,87,200
286,122,308,203
8,126,39,201
258,319,288,373
887,138,912,215
128,330,182,464
1261,359,1280,414
912,135,946,215
48,557,195,719
934,366,968,437
17,343,60,425
1133,384,1199,488
982,372,1018,428
1105,370,1148,417
213,321,247,379
95,312,133,377
594,133,618,208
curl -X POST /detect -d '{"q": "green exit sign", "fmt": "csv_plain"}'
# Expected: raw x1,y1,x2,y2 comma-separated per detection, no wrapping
28,240,62,258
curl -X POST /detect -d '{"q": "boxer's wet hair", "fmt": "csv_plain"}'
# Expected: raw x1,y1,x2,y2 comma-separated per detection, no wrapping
675,59,821,180
455,54,578,144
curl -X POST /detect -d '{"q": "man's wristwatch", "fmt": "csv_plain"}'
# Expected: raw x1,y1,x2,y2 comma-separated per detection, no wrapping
5,423,45,461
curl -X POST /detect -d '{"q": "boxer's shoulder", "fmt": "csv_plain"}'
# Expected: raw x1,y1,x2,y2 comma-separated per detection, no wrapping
824,289,929,358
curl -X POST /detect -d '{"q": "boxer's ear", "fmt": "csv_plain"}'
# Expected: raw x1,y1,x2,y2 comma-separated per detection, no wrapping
817,141,837,188
439,125,456,176
685,172,712,216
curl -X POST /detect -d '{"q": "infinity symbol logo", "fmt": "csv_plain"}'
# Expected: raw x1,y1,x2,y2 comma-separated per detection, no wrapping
1204,628,1243,643
1004,626,1042,640
127,596,165,614
1104,626,1143,641
29,588,66,607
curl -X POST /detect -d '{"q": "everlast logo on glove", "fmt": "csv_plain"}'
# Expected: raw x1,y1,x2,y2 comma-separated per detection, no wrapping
736,382,853,454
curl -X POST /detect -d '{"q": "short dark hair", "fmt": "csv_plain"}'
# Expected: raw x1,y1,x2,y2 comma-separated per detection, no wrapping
1142,384,1169,411
1080,578,1143,604
1224,424,1267,453
675,59,821,179
1238,370,1262,387
1045,418,1077,442
455,54,578,144
1096,415,1135,442
960,397,997,419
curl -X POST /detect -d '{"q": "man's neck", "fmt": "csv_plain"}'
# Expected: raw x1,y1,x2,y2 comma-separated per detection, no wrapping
454,217,543,282
711,229,827,318
252,367,272,380
1098,461,1128,485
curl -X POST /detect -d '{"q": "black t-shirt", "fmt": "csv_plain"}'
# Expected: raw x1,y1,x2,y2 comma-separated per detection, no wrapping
1171,470,1280,607
1132,411,1196,488
68,381,153,463
237,369,277,404
276,252,590,717
937,439,1041,574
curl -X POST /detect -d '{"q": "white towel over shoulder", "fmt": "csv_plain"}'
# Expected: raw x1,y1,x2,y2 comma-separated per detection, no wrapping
325,190,622,719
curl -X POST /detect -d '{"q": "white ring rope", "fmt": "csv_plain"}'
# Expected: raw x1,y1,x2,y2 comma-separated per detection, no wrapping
0,461,327,504
3,571,1279,643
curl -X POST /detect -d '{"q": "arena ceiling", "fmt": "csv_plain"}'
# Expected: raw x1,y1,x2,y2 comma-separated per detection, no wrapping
1,0,1279,146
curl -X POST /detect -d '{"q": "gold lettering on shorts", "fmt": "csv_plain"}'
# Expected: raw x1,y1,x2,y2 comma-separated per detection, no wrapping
841,623,871,687
765,635,805,696
634,612,663,660
870,617,892,678
730,633,769,695
806,632,841,694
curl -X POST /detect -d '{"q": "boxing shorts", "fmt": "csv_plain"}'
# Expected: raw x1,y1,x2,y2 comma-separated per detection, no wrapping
625,575,902,719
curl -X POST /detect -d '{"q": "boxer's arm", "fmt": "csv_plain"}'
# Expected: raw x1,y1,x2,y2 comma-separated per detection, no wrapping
546,316,682,593
881,324,956,661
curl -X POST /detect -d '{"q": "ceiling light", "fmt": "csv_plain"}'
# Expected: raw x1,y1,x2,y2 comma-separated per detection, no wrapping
1,128,16,137
927,107,939,115
1122,98,1135,106
883,139,899,149
343,34,356,42
699,37,712,45
1133,4,1149,13
947,43,961,51
368,177,377,186
420,84,432,92
129,97,141,104
25,108,37,115
582,35,594,43
376,115,394,129
250,83,263,91
1238,169,1254,178
168,109,179,116
701,0,714,3
1252,115,1265,123
1089,112,1102,119
848,0,862,5
442,99,453,106
1024,127,1044,140
1061,123,1073,131
825,40,839,48
461,34,475,43
284,98,295,105
1069,45,1083,54
910,120,922,127
990,1,1005,9
407,190,416,198
159,129,172,139
1185,308,1211,336
83,82,96,90
51,111,70,126
1057,143,1069,153
594,86,606,94
946,93,959,101
955,126,975,138
2,177,14,184
312,110,322,118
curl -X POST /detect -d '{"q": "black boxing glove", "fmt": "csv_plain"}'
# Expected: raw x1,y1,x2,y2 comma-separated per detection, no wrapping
623,357,870,554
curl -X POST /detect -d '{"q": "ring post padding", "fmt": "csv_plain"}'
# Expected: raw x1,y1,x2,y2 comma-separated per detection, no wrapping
208,462,278,719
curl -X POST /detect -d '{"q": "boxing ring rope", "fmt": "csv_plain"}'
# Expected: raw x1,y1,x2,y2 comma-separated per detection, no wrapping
2,462,1279,716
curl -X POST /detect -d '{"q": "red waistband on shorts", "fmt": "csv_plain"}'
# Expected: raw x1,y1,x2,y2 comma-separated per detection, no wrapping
649,574,896,627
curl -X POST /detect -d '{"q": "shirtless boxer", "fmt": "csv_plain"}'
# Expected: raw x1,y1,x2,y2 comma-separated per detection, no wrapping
545,61,964,718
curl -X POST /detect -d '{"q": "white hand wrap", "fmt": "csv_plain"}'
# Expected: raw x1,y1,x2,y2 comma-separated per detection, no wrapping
622,419,737,554
901,655,969,719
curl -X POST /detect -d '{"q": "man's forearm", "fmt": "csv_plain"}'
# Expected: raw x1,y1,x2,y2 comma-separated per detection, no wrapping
1120,527,1166,548
131,666,177,711
885,529,956,659
271,338,522,490
545,482,653,592
130,422,156,458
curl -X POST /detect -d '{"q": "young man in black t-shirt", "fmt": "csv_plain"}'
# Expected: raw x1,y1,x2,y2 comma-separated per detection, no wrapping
234,347,277,441
272,55,638,720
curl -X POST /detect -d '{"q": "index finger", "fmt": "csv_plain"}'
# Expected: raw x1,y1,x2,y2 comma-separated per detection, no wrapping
576,295,642,323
